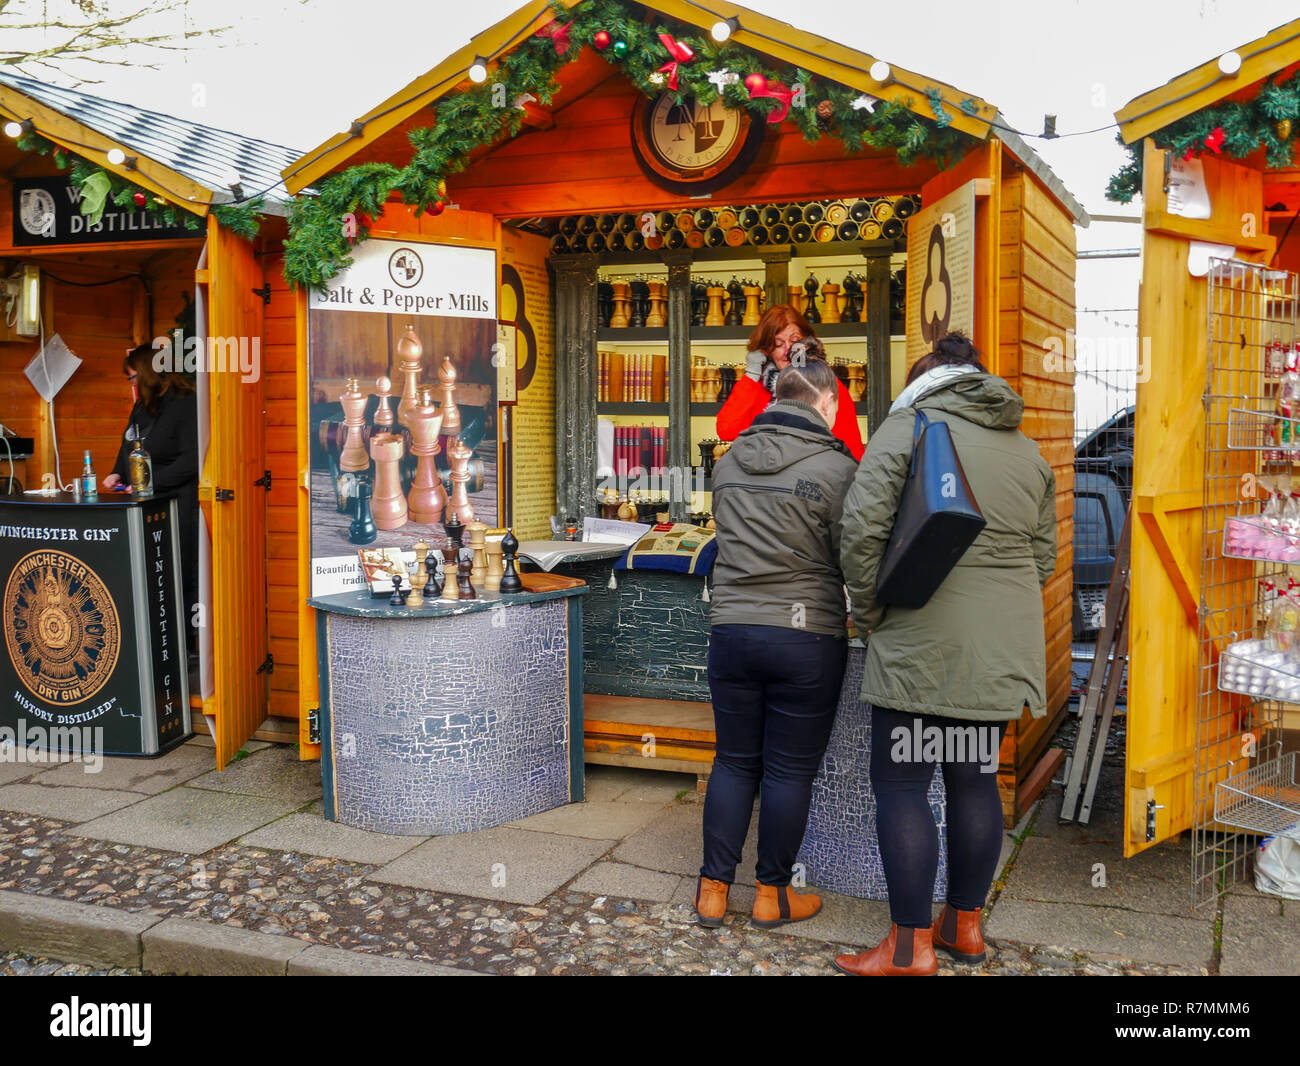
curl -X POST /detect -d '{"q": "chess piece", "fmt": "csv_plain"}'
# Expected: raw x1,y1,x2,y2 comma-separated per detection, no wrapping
457,555,477,600
407,549,428,608
485,538,504,592
610,281,630,328
389,573,405,607
467,521,488,586
427,540,445,596
446,438,475,525
439,546,460,600
407,386,447,524
437,353,462,443
704,363,721,403
395,325,424,426
412,539,430,584
499,528,523,593
705,286,726,327
742,284,762,327
787,284,804,315
841,275,861,323
628,278,648,329
725,278,744,326
617,497,636,522
597,280,614,329
803,276,821,324
646,280,667,328
369,433,408,530
821,282,841,324
374,375,395,430
445,513,465,551
339,378,370,473
691,282,708,327
348,481,378,544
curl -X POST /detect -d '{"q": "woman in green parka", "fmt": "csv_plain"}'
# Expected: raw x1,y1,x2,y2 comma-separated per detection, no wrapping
834,332,1057,977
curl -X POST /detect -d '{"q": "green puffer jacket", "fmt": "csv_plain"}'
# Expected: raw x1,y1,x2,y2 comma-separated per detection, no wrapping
839,373,1057,722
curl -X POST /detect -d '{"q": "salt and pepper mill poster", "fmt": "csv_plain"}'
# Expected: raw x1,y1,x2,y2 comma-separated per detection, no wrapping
904,180,976,369
307,238,499,596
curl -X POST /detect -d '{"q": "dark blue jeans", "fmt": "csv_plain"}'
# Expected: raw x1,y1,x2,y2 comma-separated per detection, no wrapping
702,624,847,886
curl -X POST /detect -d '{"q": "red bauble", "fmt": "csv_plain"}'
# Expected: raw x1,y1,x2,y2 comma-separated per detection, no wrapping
744,72,768,96
593,30,611,50
133,191,146,207
431,200,446,216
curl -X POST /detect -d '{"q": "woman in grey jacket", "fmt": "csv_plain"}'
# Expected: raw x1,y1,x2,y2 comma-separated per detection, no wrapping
695,358,860,930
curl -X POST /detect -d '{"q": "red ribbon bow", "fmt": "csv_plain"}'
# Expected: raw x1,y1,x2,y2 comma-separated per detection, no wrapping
535,19,571,55
657,33,695,91
748,80,795,124
1205,125,1225,154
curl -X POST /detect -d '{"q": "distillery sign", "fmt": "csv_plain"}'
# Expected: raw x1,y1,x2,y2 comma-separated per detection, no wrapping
12,176,196,247
307,237,497,320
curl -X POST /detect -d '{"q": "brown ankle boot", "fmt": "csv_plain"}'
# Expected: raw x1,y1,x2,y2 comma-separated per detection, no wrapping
751,880,822,929
833,924,938,976
932,904,986,963
694,876,729,927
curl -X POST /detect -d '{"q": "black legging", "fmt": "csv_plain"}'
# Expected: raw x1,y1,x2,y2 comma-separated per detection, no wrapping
870,705,1008,928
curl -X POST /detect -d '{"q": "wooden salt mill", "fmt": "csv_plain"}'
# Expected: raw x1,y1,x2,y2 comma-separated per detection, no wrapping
787,285,804,315
646,280,667,328
407,540,429,607
467,521,488,587
395,325,423,426
499,528,523,593
373,375,395,431
339,377,369,473
803,276,821,324
456,555,477,600
438,353,462,445
610,281,630,328
485,537,504,592
704,363,721,402
742,284,762,327
368,433,408,529
446,437,476,525
439,545,459,600
406,386,446,524
424,540,443,596
821,282,842,324
690,357,705,403
705,286,726,327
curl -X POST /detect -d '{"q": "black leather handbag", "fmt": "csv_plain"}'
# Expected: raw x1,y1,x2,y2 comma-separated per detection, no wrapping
876,410,986,609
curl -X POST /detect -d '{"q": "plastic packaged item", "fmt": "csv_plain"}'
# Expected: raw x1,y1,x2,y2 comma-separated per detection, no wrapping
1267,582,1300,654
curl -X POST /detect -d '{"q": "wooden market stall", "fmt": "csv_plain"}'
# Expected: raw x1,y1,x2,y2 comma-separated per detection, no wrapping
280,0,1088,825
0,72,304,769
1111,18,1300,897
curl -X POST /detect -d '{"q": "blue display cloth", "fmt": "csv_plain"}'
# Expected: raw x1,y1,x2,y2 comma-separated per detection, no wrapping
615,522,717,575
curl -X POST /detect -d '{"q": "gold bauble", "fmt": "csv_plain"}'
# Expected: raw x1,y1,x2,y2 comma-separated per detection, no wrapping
1277,118,1293,141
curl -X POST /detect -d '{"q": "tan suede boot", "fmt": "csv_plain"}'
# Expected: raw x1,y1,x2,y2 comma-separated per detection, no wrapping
932,904,987,963
750,880,822,929
833,924,938,976
694,876,729,927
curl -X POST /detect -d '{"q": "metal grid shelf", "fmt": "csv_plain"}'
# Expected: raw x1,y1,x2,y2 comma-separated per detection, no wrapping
1217,638,1300,702
1214,752,1300,839
1223,513,1300,562
1225,406,1300,453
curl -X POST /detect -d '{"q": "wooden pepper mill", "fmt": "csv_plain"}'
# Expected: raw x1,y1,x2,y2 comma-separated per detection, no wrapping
348,481,377,544
457,555,477,600
424,540,443,596
439,545,460,600
787,285,805,315
467,520,488,587
821,282,842,324
803,276,821,324
374,375,395,431
646,280,667,328
395,325,423,426
705,285,726,327
368,433,408,530
438,353,462,444
485,537,504,592
610,281,630,328
742,284,762,327
407,541,429,607
406,386,446,524
499,528,523,593
446,438,475,525
339,377,369,473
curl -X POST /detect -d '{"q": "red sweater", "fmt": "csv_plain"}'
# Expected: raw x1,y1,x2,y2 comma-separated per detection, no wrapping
716,375,864,460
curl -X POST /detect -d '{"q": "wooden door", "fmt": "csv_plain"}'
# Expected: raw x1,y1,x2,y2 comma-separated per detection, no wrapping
198,216,269,769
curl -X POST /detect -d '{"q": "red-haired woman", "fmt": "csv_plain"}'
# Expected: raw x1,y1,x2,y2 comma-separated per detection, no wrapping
716,304,864,460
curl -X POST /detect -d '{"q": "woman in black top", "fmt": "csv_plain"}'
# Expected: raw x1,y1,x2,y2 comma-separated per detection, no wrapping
104,344,199,652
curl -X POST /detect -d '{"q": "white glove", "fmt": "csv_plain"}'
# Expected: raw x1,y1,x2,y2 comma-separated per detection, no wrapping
744,350,766,381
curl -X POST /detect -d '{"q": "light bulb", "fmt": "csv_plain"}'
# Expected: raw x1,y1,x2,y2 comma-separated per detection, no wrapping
107,147,126,165
869,61,892,84
3,121,22,138
469,56,488,83
1218,51,1242,76
711,18,738,42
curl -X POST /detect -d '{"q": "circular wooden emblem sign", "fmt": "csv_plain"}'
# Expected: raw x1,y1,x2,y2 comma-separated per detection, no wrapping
631,92,764,195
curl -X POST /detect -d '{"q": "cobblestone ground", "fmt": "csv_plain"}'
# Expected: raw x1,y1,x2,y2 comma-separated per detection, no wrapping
0,808,1199,976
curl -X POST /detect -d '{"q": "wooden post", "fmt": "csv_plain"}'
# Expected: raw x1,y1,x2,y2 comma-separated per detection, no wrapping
551,254,599,523
759,248,791,317
862,241,893,434
663,249,692,522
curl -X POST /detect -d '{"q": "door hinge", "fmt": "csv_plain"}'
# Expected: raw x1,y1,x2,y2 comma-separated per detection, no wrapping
256,652,274,675
251,283,272,306
254,469,272,491
307,706,321,745
215,488,234,501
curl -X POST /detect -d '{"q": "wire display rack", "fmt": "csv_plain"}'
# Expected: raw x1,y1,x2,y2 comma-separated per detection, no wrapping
1195,257,1299,906
1214,749,1300,840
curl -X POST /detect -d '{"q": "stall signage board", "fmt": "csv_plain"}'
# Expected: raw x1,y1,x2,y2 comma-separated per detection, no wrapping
905,180,977,366
11,176,197,246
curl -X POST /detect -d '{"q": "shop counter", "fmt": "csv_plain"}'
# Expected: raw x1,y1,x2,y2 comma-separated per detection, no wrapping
308,583,587,835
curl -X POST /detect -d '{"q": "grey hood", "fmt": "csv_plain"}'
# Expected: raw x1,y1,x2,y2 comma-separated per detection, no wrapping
912,373,1025,431
729,400,852,475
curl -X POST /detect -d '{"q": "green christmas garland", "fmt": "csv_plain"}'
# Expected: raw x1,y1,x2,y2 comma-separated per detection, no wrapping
282,0,979,290
16,131,263,238
1106,68,1300,203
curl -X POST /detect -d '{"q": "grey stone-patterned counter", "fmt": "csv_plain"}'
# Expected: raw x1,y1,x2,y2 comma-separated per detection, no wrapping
799,644,949,901
310,587,586,835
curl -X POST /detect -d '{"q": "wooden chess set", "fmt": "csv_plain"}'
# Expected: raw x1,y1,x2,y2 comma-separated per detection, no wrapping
362,520,526,607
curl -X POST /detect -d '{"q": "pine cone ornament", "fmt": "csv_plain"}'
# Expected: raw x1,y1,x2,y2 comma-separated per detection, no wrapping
816,99,835,132
1277,118,1293,142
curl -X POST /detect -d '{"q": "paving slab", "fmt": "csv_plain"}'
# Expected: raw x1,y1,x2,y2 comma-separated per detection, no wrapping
29,744,213,795
507,800,666,840
569,861,682,902
288,944,479,976
1001,833,1197,916
186,744,321,804
185,736,269,754
0,762,43,786
239,812,425,866
985,897,1214,968
613,804,760,885
1220,892,1298,976
613,772,697,804
583,765,664,802
0,890,163,968
0,783,145,821
142,916,308,975
67,788,300,854
369,827,614,905
669,878,890,946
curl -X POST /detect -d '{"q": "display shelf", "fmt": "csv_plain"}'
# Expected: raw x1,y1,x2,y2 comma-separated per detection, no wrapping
598,402,669,416
1213,751,1300,839
1223,513,1300,562
597,327,668,343
1226,405,1300,452
1218,638,1300,701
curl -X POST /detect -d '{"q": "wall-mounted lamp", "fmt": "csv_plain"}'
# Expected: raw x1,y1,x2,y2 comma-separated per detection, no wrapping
869,61,893,85
5,264,42,338
220,167,244,200
469,55,489,83
3,119,33,139
1218,51,1242,77
711,17,739,42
